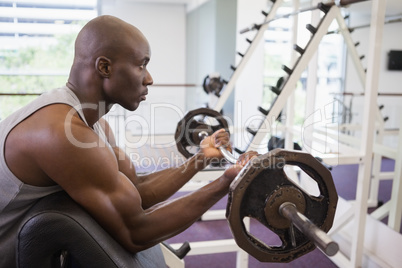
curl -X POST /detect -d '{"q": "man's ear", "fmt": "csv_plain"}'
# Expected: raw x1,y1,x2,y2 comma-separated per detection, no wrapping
95,56,112,77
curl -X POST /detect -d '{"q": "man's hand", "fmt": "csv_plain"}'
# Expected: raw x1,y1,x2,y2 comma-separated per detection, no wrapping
199,128,231,160
220,150,259,186
236,150,259,166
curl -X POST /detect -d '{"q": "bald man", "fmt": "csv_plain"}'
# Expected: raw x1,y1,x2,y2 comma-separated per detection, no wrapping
0,15,256,266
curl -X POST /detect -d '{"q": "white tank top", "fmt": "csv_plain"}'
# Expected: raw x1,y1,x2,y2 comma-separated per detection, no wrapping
0,86,109,267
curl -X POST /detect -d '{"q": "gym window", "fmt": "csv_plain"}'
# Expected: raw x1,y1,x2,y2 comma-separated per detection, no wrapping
0,0,98,120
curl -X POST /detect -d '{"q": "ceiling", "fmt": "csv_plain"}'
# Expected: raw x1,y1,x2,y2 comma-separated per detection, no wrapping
346,0,402,17
124,0,402,17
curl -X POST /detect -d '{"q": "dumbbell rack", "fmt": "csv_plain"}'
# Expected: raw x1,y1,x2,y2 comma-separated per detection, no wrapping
194,0,401,268
230,2,401,268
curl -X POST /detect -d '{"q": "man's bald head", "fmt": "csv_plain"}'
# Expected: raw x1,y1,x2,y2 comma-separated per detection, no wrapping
73,15,148,64
67,15,153,115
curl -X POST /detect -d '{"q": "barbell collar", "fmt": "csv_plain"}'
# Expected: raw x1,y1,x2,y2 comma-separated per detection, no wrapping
279,202,339,257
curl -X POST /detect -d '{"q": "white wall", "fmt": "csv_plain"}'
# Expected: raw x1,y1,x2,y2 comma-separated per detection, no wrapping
185,0,237,116
234,0,266,151
101,0,187,137
344,12,402,146
185,1,216,110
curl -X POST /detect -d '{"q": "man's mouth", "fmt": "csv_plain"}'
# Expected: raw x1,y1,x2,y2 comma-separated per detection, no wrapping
140,90,148,101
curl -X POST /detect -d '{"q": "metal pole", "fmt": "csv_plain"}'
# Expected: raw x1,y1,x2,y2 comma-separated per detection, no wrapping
351,0,387,266
279,202,339,256
285,0,300,151
388,116,402,230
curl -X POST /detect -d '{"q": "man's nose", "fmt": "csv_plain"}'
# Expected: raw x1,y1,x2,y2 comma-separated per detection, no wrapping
145,70,153,86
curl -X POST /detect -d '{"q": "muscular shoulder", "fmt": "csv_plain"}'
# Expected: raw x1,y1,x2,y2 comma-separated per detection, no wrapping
4,104,98,186
15,104,91,149
28,104,118,167
5,104,117,185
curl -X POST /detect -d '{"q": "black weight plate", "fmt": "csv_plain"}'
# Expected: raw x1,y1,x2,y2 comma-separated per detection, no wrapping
226,149,338,262
175,108,229,158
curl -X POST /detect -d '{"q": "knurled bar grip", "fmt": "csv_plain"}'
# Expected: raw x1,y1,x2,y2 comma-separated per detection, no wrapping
279,202,339,256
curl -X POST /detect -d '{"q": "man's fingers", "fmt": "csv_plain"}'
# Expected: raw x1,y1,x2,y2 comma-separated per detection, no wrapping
237,151,259,166
213,129,230,149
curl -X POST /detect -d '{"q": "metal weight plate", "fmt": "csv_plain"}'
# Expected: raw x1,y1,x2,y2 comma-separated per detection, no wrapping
226,149,338,262
203,73,226,96
174,108,229,158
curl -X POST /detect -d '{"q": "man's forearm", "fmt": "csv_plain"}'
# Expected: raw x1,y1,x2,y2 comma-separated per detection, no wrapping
134,175,230,250
137,152,211,208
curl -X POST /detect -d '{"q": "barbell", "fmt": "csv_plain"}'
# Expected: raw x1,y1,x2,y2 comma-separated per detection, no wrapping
226,149,338,262
175,108,339,262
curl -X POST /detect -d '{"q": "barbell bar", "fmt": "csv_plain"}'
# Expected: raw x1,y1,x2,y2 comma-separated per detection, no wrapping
279,202,339,256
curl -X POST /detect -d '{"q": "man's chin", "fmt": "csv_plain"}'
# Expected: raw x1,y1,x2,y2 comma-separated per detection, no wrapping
125,103,140,111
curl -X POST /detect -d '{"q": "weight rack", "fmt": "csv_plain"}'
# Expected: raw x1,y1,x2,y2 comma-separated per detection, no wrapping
197,0,401,267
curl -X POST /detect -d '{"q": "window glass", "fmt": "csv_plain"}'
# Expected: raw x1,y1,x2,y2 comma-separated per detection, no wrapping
0,0,97,119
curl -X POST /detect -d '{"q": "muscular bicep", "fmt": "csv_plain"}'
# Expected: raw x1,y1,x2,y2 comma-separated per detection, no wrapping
73,171,150,252
35,115,149,252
